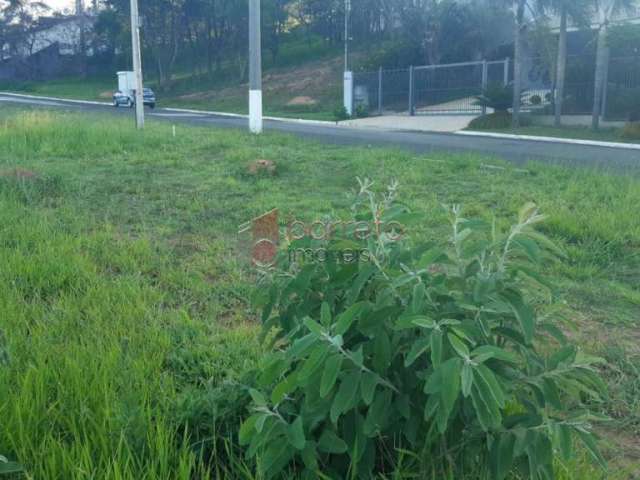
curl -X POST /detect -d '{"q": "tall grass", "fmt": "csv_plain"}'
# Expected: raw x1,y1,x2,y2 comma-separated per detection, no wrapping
0,106,639,478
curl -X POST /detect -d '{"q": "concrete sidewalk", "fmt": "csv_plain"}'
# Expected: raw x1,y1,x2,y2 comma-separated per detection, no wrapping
341,114,477,133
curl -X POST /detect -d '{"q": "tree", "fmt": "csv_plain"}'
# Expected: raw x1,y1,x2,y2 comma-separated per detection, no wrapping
547,0,590,126
512,0,526,127
591,0,635,130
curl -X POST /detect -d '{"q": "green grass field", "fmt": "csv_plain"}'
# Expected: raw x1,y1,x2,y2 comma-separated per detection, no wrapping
1,105,639,478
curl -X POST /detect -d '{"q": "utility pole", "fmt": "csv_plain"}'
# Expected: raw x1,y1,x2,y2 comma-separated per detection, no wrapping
130,0,144,129
344,0,350,72
249,0,263,134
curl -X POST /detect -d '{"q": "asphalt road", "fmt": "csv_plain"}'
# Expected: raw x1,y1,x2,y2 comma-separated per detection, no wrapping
1,92,638,171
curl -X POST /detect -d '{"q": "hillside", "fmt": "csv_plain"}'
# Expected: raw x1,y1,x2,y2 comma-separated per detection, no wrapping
0,48,346,121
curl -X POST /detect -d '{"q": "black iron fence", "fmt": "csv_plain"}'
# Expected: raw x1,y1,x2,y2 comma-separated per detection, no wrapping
352,54,640,120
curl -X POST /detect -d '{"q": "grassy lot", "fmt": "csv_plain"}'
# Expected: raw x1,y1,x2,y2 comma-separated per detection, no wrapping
0,105,639,478
0,39,344,121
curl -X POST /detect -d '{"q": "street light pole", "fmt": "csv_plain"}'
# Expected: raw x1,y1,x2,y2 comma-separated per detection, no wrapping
342,0,353,116
249,0,263,134
344,0,350,72
130,0,144,129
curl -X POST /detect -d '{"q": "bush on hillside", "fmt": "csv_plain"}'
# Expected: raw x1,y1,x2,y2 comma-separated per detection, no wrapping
240,179,607,479
474,84,514,112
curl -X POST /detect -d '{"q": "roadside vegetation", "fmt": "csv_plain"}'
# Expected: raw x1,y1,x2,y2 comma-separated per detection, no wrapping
465,122,637,144
1,106,640,478
467,85,639,144
0,37,344,121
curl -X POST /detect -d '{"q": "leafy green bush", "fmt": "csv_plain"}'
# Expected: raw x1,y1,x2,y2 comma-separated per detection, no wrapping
240,180,607,479
467,112,532,130
333,105,350,122
529,94,542,106
621,122,640,141
475,84,514,112
354,104,369,119
467,112,513,130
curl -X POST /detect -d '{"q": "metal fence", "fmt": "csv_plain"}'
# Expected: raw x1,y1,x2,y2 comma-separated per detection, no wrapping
352,54,640,120
353,59,509,116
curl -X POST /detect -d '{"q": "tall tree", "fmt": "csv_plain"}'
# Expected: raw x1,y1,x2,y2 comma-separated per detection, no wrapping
548,0,590,126
512,0,526,127
592,0,635,129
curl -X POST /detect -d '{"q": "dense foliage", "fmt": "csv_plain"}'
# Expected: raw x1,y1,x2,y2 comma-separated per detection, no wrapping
621,121,640,140
242,180,607,479
467,112,532,130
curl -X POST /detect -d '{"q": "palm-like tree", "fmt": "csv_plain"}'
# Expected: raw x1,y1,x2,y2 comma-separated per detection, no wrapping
547,0,590,126
591,0,636,129
512,0,526,128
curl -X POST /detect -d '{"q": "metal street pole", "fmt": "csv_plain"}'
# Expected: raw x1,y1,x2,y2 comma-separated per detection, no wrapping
342,0,353,116
130,0,144,129
344,0,350,72
249,0,263,134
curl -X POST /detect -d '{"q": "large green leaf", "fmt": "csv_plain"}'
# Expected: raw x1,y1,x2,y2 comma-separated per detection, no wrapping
576,429,607,470
474,364,506,408
320,354,343,398
360,371,378,406
555,423,572,461
272,373,298,404
0,459,23,475
346,264,376,304
404,336,430,367
461,362,474,397
298,345,328,382
239,414,260,446
363,390,392,436
448,333,470,359
334,302,365,335
431,329,443,367
441,358,462,413
471,345,519,364
490,433,515,480
373,331,391,373
330,370,361,423
503,291,535,344
320,301,332,327
288,417,306,450
317,429,348,454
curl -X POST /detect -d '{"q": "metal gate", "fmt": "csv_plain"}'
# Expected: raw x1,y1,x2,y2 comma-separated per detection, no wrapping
352,59,510,116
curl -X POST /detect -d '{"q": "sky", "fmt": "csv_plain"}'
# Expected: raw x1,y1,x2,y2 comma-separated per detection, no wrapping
43,0,74,13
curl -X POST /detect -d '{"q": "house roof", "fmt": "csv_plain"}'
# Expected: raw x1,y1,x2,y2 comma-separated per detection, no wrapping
31,14,91,33
547,4,640,32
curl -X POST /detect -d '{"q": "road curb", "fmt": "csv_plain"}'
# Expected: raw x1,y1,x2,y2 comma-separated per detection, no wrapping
0,91,336,126
0,91,112,106
164,107,336,126
456,130,640,151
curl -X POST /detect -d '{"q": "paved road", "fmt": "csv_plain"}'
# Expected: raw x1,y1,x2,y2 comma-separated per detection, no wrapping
1,92,638,171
